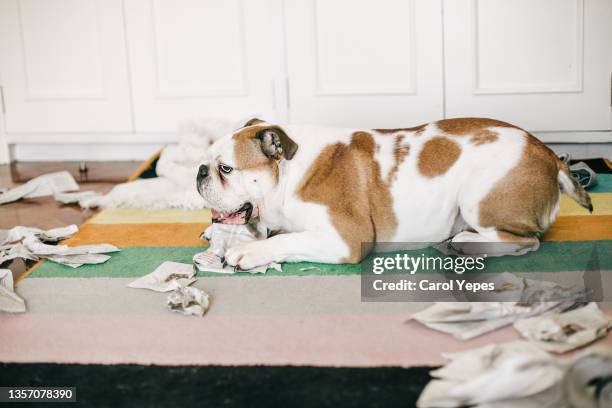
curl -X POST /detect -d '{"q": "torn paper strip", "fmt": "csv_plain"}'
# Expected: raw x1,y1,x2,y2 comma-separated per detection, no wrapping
0,269,26,313
0,171,79,205
514,303,612,353
167,286,210,317
46,253,112,268
128,261,196,292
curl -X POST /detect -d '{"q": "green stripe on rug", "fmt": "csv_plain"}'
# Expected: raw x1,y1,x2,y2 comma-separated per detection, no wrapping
589,174,612,193
27,241,612,278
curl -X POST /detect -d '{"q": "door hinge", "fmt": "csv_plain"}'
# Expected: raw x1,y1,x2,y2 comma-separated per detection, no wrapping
0,86,5,114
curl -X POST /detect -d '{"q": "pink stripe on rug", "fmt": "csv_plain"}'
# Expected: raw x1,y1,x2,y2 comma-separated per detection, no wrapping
3,314,609,367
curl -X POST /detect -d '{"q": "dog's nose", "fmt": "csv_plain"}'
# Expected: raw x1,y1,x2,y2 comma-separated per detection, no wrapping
197,164,209,180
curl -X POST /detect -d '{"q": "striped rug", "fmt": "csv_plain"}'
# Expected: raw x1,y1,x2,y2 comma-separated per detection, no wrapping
1,175,611,368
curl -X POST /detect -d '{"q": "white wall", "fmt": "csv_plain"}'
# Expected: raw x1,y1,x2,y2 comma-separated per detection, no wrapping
0,0,610,163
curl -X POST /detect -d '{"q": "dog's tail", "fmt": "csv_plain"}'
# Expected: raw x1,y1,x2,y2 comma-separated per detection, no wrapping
557,162,593,212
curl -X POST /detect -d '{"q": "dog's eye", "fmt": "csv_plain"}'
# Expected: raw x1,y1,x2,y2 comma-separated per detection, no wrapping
218,164,233,175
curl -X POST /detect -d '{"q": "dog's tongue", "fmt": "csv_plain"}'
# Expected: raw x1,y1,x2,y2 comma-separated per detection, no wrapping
211,208,249,225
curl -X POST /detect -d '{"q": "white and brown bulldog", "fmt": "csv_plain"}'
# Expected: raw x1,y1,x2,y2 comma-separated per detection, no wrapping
196,117,592,270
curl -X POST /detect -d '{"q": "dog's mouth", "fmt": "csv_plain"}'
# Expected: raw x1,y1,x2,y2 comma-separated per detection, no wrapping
211,202,255,225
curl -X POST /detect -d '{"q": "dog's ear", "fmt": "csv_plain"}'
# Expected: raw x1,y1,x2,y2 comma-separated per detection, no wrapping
256,127,298,160
244,118,265,127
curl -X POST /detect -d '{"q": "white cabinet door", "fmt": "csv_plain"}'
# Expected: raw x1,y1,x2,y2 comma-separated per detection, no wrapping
124,0,285,132
284,0,444,128
0,0,133,133
444,0,612,133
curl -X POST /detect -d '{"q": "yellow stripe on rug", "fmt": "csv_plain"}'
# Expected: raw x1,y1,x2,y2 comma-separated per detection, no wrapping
62,223,210,247
89,208,211,224
560,193,612,216
544,215,612,241
69,216,611,245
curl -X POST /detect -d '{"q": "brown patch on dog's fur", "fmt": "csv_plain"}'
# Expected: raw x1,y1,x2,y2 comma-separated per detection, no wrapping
479,133,560,238
495,231,540,244
243,118,265,127
470,129,498,146
417,137,461,178
388,134,410,183
233,127,280,183
436,117,516,135
375,124,427,135
297,131,397,262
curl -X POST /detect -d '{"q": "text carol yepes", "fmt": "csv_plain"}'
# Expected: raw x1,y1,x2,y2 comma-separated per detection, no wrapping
372,279,495,292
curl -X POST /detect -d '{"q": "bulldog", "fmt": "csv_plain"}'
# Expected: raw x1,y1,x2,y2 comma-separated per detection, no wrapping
196,117,592,270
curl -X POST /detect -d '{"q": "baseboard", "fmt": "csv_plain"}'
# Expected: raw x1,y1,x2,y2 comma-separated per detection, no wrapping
546,143,612,160
533,131,611,143
11,143,165,161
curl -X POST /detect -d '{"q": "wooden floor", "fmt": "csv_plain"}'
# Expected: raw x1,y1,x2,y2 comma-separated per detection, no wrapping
0,161,140,278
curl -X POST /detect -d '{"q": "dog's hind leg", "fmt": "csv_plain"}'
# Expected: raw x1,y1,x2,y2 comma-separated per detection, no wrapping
450,229,540,256
450,133,569,257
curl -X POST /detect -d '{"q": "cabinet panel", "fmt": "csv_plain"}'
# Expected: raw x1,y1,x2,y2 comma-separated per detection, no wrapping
125,0,285,132
444,0,612,132
476,0,581,94
284,0,444,128
0,0,133,133
313,0,415,94
151,0,246,97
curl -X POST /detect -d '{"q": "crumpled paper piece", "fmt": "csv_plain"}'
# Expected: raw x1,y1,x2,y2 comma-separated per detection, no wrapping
194,223,282,274
127,261,196,292
0,269,26,313
0,171,79,205
127,262,210,317
167,286,210,317
417,341,564,408
514,303,612,353
410,273,588,340
418,341,612,408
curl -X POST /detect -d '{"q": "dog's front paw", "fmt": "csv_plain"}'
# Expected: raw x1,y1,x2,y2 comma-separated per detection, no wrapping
224,242,274,271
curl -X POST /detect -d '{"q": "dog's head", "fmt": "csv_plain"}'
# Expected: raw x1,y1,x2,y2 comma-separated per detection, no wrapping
196,118,298,224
